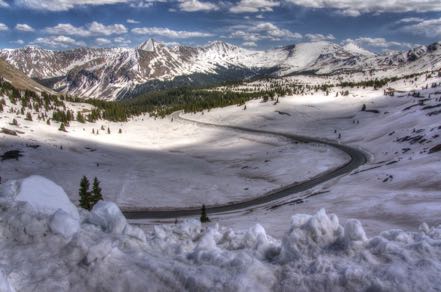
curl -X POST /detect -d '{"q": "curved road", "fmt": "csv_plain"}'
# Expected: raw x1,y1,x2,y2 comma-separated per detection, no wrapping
123,111,367,220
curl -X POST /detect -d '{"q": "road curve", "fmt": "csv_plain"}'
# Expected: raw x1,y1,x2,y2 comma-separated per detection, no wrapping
123,111,367,220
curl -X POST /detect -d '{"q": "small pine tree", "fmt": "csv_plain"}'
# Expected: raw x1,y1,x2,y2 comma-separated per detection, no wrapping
76,112,85,123
200,204,210,223
59,123,67,132
118,128,122,134
79,176,91,210
91,177,103,206
46,118,51,125
361,104,366,111
11,118,18,126
107,127,110,134
92,128,95,134
25,112,32,121
0,103,3,112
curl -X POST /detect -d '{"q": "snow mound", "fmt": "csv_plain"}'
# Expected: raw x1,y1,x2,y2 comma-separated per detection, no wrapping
1,177,441,291
0,175,79,219
88,201,127,233
49,209,80,239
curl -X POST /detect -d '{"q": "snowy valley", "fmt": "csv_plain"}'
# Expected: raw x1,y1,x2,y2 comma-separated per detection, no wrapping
0,31,441,291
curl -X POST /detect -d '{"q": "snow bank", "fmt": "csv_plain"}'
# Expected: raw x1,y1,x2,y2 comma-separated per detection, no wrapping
0,175,79,220
1,176,441,291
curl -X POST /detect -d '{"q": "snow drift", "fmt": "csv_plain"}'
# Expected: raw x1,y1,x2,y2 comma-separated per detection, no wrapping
1,176,441,291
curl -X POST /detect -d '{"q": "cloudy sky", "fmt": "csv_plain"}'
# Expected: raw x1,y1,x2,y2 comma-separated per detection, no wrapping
0,0,440,52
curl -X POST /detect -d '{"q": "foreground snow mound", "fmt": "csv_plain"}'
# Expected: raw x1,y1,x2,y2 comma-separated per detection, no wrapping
1,177,441,291
0,175,79,220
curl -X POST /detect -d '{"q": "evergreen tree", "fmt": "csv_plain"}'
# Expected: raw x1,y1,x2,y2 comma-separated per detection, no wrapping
0,103,3,112
79,176,91,210
76,111,85,123
59,123,67,132
200,204,210,223
107,127,110,134
46,119,51,125
118,128,122,134
25,112,32,121
11,118,18,126
91,177,103,206
361,104,366,111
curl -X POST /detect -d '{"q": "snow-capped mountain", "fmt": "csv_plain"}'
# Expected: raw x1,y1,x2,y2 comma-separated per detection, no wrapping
1,39,441,99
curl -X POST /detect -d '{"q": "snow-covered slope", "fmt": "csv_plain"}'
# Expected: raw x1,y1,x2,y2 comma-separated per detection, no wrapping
1,175,441,291
1,40,441,100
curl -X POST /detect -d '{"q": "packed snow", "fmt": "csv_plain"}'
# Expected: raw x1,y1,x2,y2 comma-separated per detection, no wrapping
1,176,441,291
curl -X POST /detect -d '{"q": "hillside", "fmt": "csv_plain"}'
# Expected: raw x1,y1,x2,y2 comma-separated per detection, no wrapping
0,58,55,94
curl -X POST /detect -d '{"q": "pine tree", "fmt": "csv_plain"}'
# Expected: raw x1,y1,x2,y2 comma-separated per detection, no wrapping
46,119,51,125
59,123,67,132
0,103,3,112
11,118,18,126
107,127,110,134
79,176,91,210
118,128,122,134
91,177,103,206
25,112,32,121
76,111,85,123
200,204,210,223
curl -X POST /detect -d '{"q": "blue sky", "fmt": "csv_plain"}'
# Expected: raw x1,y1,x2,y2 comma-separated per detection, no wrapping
0,0,440,52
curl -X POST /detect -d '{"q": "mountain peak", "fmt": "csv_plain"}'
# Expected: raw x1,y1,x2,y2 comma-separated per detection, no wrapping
138,38,156,52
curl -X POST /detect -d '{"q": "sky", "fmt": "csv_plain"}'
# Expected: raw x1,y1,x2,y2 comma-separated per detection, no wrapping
0,0,440,52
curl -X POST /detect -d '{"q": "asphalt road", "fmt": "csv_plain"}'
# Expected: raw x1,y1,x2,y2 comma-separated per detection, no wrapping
123,111,367,220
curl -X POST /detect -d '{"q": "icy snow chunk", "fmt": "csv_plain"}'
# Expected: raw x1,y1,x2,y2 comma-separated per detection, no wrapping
123,224,146,243
49,209,80,239
88,201,127,234
13,176,79,219
0,270,14,292
344,219,367,243
86,239,115,264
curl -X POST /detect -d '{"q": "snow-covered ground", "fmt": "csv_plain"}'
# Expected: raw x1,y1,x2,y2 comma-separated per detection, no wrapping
183,73,441,236
0,101,346,209
1,175,441,291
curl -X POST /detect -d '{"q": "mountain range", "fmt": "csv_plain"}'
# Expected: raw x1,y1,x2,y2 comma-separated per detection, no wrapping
1,39,440,100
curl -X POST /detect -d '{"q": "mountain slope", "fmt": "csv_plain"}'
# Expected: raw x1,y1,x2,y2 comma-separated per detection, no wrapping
1,40,440,100
0,58,55,93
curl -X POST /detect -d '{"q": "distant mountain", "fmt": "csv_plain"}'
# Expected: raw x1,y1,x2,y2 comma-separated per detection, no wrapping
1,39,440,100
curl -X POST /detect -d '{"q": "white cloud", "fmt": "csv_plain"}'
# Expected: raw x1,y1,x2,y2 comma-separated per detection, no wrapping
15,0,129,11
401,18,441,37
230,0,280,13
305,33,335,42
0,0,8,7
33,35,86,48
285,0,441,16
242,41,257,47
114,36,131,46
45,22,127,37
127,19,140,24
231,22,301,43
395,17,425,24
178,0,219,12
95,37,111,46
129,0,166,8
132,27,212,38
0,23,8,31
15,23,35,32
12,39,25,45
342,37,416,50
